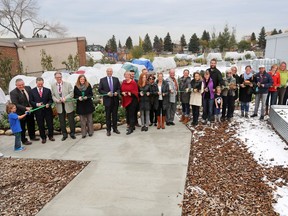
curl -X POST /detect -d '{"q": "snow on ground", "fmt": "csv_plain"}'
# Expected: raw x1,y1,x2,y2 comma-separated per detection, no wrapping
234,109,288,168
233,107,288,215
274,185,288,216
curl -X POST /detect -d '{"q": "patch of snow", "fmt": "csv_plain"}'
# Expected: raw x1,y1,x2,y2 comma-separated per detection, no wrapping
235,109,288,167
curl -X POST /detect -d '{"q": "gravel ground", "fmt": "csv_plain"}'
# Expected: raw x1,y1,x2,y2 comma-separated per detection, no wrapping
0,158,89,216
181,121,288,215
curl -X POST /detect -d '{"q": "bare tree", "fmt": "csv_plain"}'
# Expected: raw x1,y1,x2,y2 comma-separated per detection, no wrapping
0,0,67,38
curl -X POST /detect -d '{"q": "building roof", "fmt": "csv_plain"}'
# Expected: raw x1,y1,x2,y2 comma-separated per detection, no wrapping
266,32,288,40
0,37,86,48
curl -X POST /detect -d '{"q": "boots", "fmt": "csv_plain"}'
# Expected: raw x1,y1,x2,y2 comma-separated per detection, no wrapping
157,116,161,129
217,115,221,122
179,115,185,122
265,107,269,116
241,111,244,117
245,112,248,118
162,116,166,129
182,116,189,124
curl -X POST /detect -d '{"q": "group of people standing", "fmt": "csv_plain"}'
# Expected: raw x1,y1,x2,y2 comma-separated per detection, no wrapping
177,59,288,126
6,60,288,151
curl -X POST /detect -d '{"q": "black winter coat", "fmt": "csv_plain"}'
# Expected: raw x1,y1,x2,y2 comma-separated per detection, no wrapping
139,84,150,111
207,67,224,89
179,76,191,103
239,74,254,103
149,82,159,110
155,80,169,110
74,84,95,115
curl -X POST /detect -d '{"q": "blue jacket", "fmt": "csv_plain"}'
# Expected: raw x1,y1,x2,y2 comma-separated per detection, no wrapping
253,71,273,94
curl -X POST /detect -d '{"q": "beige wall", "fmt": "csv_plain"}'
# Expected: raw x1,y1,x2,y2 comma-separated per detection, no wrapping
17,39,79,74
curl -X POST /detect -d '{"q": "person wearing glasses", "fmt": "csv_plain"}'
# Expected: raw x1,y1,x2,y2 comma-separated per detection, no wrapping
51,71,76,141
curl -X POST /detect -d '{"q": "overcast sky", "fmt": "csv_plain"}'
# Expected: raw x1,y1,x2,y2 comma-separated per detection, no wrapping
21,0,288,45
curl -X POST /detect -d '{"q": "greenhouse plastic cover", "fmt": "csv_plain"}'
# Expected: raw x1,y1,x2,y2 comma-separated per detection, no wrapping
206,53,223,61
175,54,196,60
132,58,154,71
224,52,244,60
152,57,176,72
0,87,7,103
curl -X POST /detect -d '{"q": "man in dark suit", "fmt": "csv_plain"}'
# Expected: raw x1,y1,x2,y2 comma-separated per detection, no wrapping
10,78,39,145
29,77,55,144
98,68,121,136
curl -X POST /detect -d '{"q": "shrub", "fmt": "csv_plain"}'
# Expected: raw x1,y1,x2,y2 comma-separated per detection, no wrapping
130,46,144,59
40,49,55,71
93,104,106,125
245,53,251,60
0,113,10,129
143,52,155,62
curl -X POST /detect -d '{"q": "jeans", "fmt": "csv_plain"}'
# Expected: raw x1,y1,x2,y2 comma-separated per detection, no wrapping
181,103,190,116
266,91,278,106
15,132,22,150
254,93,268,116
166,102,177,123
140,110,150,126
241,102,249,112
202,98,214,121
156,100,166,117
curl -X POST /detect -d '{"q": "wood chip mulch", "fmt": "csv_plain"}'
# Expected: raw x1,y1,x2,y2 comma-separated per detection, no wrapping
181,121,288,215
0,158,89,216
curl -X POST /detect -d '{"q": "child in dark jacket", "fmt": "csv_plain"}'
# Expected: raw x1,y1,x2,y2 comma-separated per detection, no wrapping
214,86,223,123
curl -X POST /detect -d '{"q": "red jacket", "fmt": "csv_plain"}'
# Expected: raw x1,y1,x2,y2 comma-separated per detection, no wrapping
121,80,139,107
268,71,281,92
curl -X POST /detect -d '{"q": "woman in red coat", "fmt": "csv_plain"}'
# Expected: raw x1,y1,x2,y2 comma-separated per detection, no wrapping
266,64,281,115
121,71,139,135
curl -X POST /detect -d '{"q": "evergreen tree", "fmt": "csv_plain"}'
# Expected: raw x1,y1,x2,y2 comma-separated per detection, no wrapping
217,25,231,52
153,35,162,53
229,28,237,50
209,31,218,50
105,35,117,52
125,36,133,50
110,35,117,52
279,29,283,34
142,33,153,53
159,38,164,52
258,26,266,50
271,28,278,35
251,32,256,41
201,30,210,41
180,34,187,51
188,33,200,53
164,32,173,52
118,40,122,49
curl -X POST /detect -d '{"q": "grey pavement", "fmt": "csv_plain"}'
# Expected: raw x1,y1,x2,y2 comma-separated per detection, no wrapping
0,119,191,216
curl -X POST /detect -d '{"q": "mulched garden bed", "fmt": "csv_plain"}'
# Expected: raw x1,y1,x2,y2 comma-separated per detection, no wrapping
0,158,89,216
181,121,288,215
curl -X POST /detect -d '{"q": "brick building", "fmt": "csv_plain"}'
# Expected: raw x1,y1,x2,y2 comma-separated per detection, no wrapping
0,37,86,76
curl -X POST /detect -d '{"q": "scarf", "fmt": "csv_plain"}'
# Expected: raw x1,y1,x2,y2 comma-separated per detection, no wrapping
244,72,253,80
121,80,139,107
191,79,202,90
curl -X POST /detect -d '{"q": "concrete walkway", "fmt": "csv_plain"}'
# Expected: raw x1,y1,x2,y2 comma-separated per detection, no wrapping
0,120,191,216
